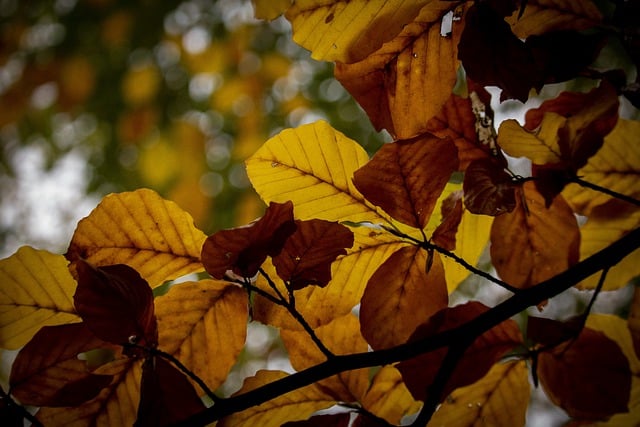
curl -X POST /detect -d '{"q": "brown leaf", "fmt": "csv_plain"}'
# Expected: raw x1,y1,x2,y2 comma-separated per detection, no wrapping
353,134,458,229
10,322,113,407
432,190,464,250
397,302,523,402
282,413,351,427
463,158,517,216
201,201,296,279
135,356,206,427
360,246,448,350
527,316,583,348
490,182,580,290
538,327,631,420
74,260,158,349
273,219,354,290
506,0,603,38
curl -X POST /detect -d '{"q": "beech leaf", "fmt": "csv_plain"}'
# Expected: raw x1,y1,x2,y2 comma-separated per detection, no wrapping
463,158,517,216
432,190,464,250
282,413,351,427
360,365,421,424
66,188,208,287
360,246,448,350
273,219,354,289
74,260,158,348
0,246,79,349
201,201,296,279
352,134,458,229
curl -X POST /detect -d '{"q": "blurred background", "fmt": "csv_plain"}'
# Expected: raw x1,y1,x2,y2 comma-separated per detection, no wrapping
0,0,388,259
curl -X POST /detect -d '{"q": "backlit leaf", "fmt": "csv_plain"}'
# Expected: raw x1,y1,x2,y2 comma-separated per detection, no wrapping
155,280,248,391
497,115,564,165
432,190,464,250
428,360,530,427
74,260,157,348
463,158,517,216
360,246,448,350
273,219,354,289
10,322,112,407
490,182,580,290
352,134,458,229
538,326,631,420
0,246,79,349
397,302,523,402
334,2,466,138
361,365,421,424
218,370,336,427
201,201,296,279
66,188,207,288
284,0,432,63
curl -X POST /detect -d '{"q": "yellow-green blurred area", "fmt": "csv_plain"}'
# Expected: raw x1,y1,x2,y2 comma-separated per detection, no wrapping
0,0,386,257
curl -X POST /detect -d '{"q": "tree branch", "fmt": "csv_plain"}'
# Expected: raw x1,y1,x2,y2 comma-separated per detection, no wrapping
173,226,640,426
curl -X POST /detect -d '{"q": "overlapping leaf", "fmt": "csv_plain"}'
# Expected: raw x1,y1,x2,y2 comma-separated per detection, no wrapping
360,365,421,424
352,134,458,229
155,280,248,391
66,188,207,288
428,360,530,427
463,158,517,216
490,182,580,290
432,190,464,250
0,246,79,349
284,0,431,63
334,2,466,138
360,246,448,350
218,370,336,427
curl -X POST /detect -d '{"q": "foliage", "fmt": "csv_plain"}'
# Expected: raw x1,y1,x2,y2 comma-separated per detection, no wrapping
1,0,640,426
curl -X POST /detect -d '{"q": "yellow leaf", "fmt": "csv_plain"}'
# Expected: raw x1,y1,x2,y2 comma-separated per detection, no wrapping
284,0,433,63
334,2,466,138
428,360,530,427
497,115,564,165
218,370,336,427
66,189,207,288
0,246,79,349
505,0,603,39
280,314,369,402
563,119,640,216
252,0,291,21
155,280,248,392
361,365,421,424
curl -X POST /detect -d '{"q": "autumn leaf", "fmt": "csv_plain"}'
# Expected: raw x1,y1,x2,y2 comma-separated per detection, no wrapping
360,246,448,350
282,413,351,427
629,286,640,360
397,302,523,402
352,134,458,229
218,370,336,427
463,158,517,216
0,246,79,349
334,2,467,138
155,280,248,391
432,190,464,250
10,322,112,407
272,219,354,289
490,182,580,290
66,188,207,288
537,326,631,420
74,260,158,349
201,201,296,279
428,360,530,427
284,0,433,63
360,365,421,424
135,356,206,427
251,0,291,21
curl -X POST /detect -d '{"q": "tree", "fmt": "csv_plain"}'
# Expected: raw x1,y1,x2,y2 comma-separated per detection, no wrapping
1,0,640,426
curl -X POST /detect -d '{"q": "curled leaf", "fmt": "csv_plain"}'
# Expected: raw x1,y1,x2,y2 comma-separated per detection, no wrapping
463,158,517,216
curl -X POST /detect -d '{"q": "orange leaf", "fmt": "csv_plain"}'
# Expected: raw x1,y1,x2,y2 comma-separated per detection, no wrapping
360,246,448,350
432,190,464,251
352,134,458,229
538,327,631,420
361,365,421,424
490,182,580,290
334,2,466,138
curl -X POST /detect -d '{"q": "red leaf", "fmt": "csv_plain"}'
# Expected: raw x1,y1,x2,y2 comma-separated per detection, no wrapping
353,134,458,229
463,158,517,216
527,316,583,348
10,322,113,407
74,260,158,349
538,327,631,420
432,190,464,250
272,219,354,290
135,356,206,427
202,201,296,279
397,302,523,402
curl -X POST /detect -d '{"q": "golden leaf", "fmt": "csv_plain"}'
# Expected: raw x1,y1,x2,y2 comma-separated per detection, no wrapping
155,280,248,391
428,360,530,427
497,115,564,165
0,246,79,349
218,370,336,427
284,0,433,63
361,365,421,424
66,188,207,288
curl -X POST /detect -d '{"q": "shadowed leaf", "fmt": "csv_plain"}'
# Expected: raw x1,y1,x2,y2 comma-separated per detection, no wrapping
505,0,603,38
283,413,351,427
361,365,421,424
0,246,79,349
432,190,464,250
629,286,640,360
360,246,448,350
463,158,517,216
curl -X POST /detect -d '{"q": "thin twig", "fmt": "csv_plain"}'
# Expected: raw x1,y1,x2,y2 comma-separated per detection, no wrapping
571,176,640,208
0,386,43,427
